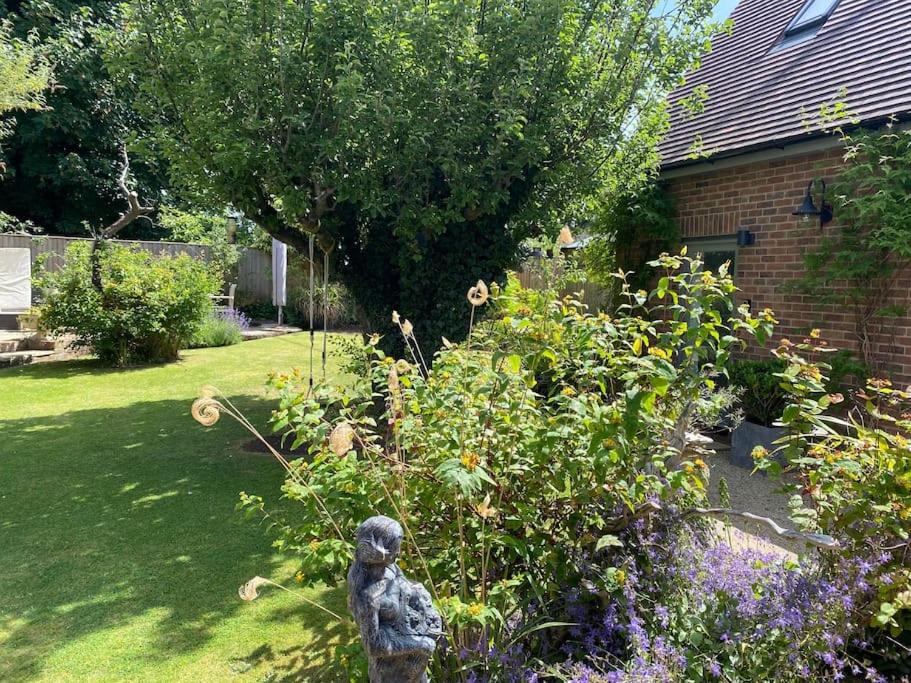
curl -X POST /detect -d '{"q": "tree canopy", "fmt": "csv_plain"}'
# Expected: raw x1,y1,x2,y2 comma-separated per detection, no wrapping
118,0,718,345
0,17,50,149
0,2,165,236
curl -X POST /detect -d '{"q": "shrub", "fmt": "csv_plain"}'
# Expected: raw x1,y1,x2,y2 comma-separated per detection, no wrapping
239,282,359,330
193,250,906,680
758,339,911,674
38,241,219,365
727,358,789,426
186,309,248,349
232,251,780,679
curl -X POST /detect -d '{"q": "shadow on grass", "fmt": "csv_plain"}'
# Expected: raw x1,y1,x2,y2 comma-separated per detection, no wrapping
0,389,347,681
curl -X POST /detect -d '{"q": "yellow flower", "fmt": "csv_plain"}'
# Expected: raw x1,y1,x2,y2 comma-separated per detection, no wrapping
701,271,715,285
294,571,305,583
561,386,577,397
309,540,321,552
648,347,670,360
810,328,821,339
616,569,627,585
461,452,480,472
401,319,414,337
467,602,484,617
391,310,400,324
752,445,769,460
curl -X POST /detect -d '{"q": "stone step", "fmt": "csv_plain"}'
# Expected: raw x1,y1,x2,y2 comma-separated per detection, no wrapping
0,350,55,368
26,338,57,351
0,340,23,353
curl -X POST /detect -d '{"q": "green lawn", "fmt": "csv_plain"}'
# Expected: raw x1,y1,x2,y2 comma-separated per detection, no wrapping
0,334,353,682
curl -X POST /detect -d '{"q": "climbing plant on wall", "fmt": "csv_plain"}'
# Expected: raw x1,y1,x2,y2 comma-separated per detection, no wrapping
787,121,911,375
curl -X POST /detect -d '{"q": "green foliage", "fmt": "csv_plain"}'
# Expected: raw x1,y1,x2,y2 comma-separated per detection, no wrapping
185,314,243,349
114,0,720,352
787,122,911,374
585,181,681,293
826,348,869,393
0,2,165,236
761,339,911,660
288,281,359,330
240,281,359,330
157,205,239,279
727,358,789,427
38,241,219,365
250,250,772,677
0,17,51,146
757,338,911,659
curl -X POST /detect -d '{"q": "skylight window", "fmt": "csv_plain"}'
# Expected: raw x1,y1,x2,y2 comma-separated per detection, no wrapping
783,0,840,38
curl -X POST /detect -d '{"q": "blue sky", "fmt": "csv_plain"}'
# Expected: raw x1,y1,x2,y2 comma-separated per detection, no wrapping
713,0,740,21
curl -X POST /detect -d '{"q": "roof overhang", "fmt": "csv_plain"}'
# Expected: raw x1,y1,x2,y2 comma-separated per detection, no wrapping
660,114,911,180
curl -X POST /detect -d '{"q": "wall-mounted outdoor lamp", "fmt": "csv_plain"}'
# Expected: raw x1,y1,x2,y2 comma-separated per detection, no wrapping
792,178,834,227
736,229,756,247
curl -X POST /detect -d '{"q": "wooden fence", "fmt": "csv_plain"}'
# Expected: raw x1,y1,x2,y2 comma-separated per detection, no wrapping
0,234,273,300
516,260,610,311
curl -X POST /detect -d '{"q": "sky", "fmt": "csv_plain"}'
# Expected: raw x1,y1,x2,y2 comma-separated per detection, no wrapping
713,0,740,21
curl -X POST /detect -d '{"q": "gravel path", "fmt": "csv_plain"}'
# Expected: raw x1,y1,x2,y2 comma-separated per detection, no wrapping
704,437,804,556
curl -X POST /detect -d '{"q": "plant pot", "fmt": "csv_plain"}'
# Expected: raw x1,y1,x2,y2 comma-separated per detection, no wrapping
730,420,785,469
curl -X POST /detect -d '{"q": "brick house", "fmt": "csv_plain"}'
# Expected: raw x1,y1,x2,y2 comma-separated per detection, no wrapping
659,0,911,385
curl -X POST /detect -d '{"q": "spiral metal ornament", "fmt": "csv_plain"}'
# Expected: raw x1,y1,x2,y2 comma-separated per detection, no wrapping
467,280,489,307
191,397,222,426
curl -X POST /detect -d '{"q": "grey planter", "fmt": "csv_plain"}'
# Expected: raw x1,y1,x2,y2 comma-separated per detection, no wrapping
730,420,786,469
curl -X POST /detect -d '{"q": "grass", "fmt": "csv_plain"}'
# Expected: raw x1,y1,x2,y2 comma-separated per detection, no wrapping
0,333,354,682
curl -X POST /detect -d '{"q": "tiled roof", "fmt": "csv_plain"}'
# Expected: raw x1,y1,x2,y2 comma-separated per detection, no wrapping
659,0,911,169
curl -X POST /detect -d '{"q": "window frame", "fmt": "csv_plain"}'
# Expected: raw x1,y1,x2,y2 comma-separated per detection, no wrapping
683,235,739,277
783,0,841,39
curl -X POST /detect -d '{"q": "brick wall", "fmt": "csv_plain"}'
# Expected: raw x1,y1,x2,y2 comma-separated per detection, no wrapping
665,148,911,387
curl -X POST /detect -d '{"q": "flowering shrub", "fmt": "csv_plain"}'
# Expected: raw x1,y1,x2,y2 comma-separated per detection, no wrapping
39,241,219,365
757,337,911,673
185,309,249,349
185,247,911,680
238,251,783,679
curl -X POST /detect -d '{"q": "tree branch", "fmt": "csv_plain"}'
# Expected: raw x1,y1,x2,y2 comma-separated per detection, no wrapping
603,500,840,550
101,146,154,239
682,507,841,550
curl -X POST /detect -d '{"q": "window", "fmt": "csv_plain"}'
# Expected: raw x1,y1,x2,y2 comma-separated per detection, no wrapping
783,0,840,39
684,236,738,277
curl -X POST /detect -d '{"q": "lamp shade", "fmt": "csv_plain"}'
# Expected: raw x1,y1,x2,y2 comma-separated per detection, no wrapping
793,180,821,219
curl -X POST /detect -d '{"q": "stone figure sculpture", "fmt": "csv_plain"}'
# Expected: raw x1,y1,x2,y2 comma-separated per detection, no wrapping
347,516,442,682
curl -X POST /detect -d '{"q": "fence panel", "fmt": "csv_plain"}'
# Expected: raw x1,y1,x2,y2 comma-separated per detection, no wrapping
0,234,274,301
516,260,609,311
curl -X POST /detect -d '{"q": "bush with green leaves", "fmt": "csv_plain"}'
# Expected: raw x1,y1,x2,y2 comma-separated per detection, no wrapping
157,205,239,280
727,358,789,427
38,242,219,365
186,310,247,349
787,121,911,376
231,251,776,679
754,338,911,673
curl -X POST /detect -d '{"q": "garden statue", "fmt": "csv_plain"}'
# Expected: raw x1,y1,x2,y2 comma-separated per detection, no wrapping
347,515,442,682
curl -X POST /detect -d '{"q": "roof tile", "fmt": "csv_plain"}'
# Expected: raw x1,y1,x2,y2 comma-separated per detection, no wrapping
659,0,911,168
